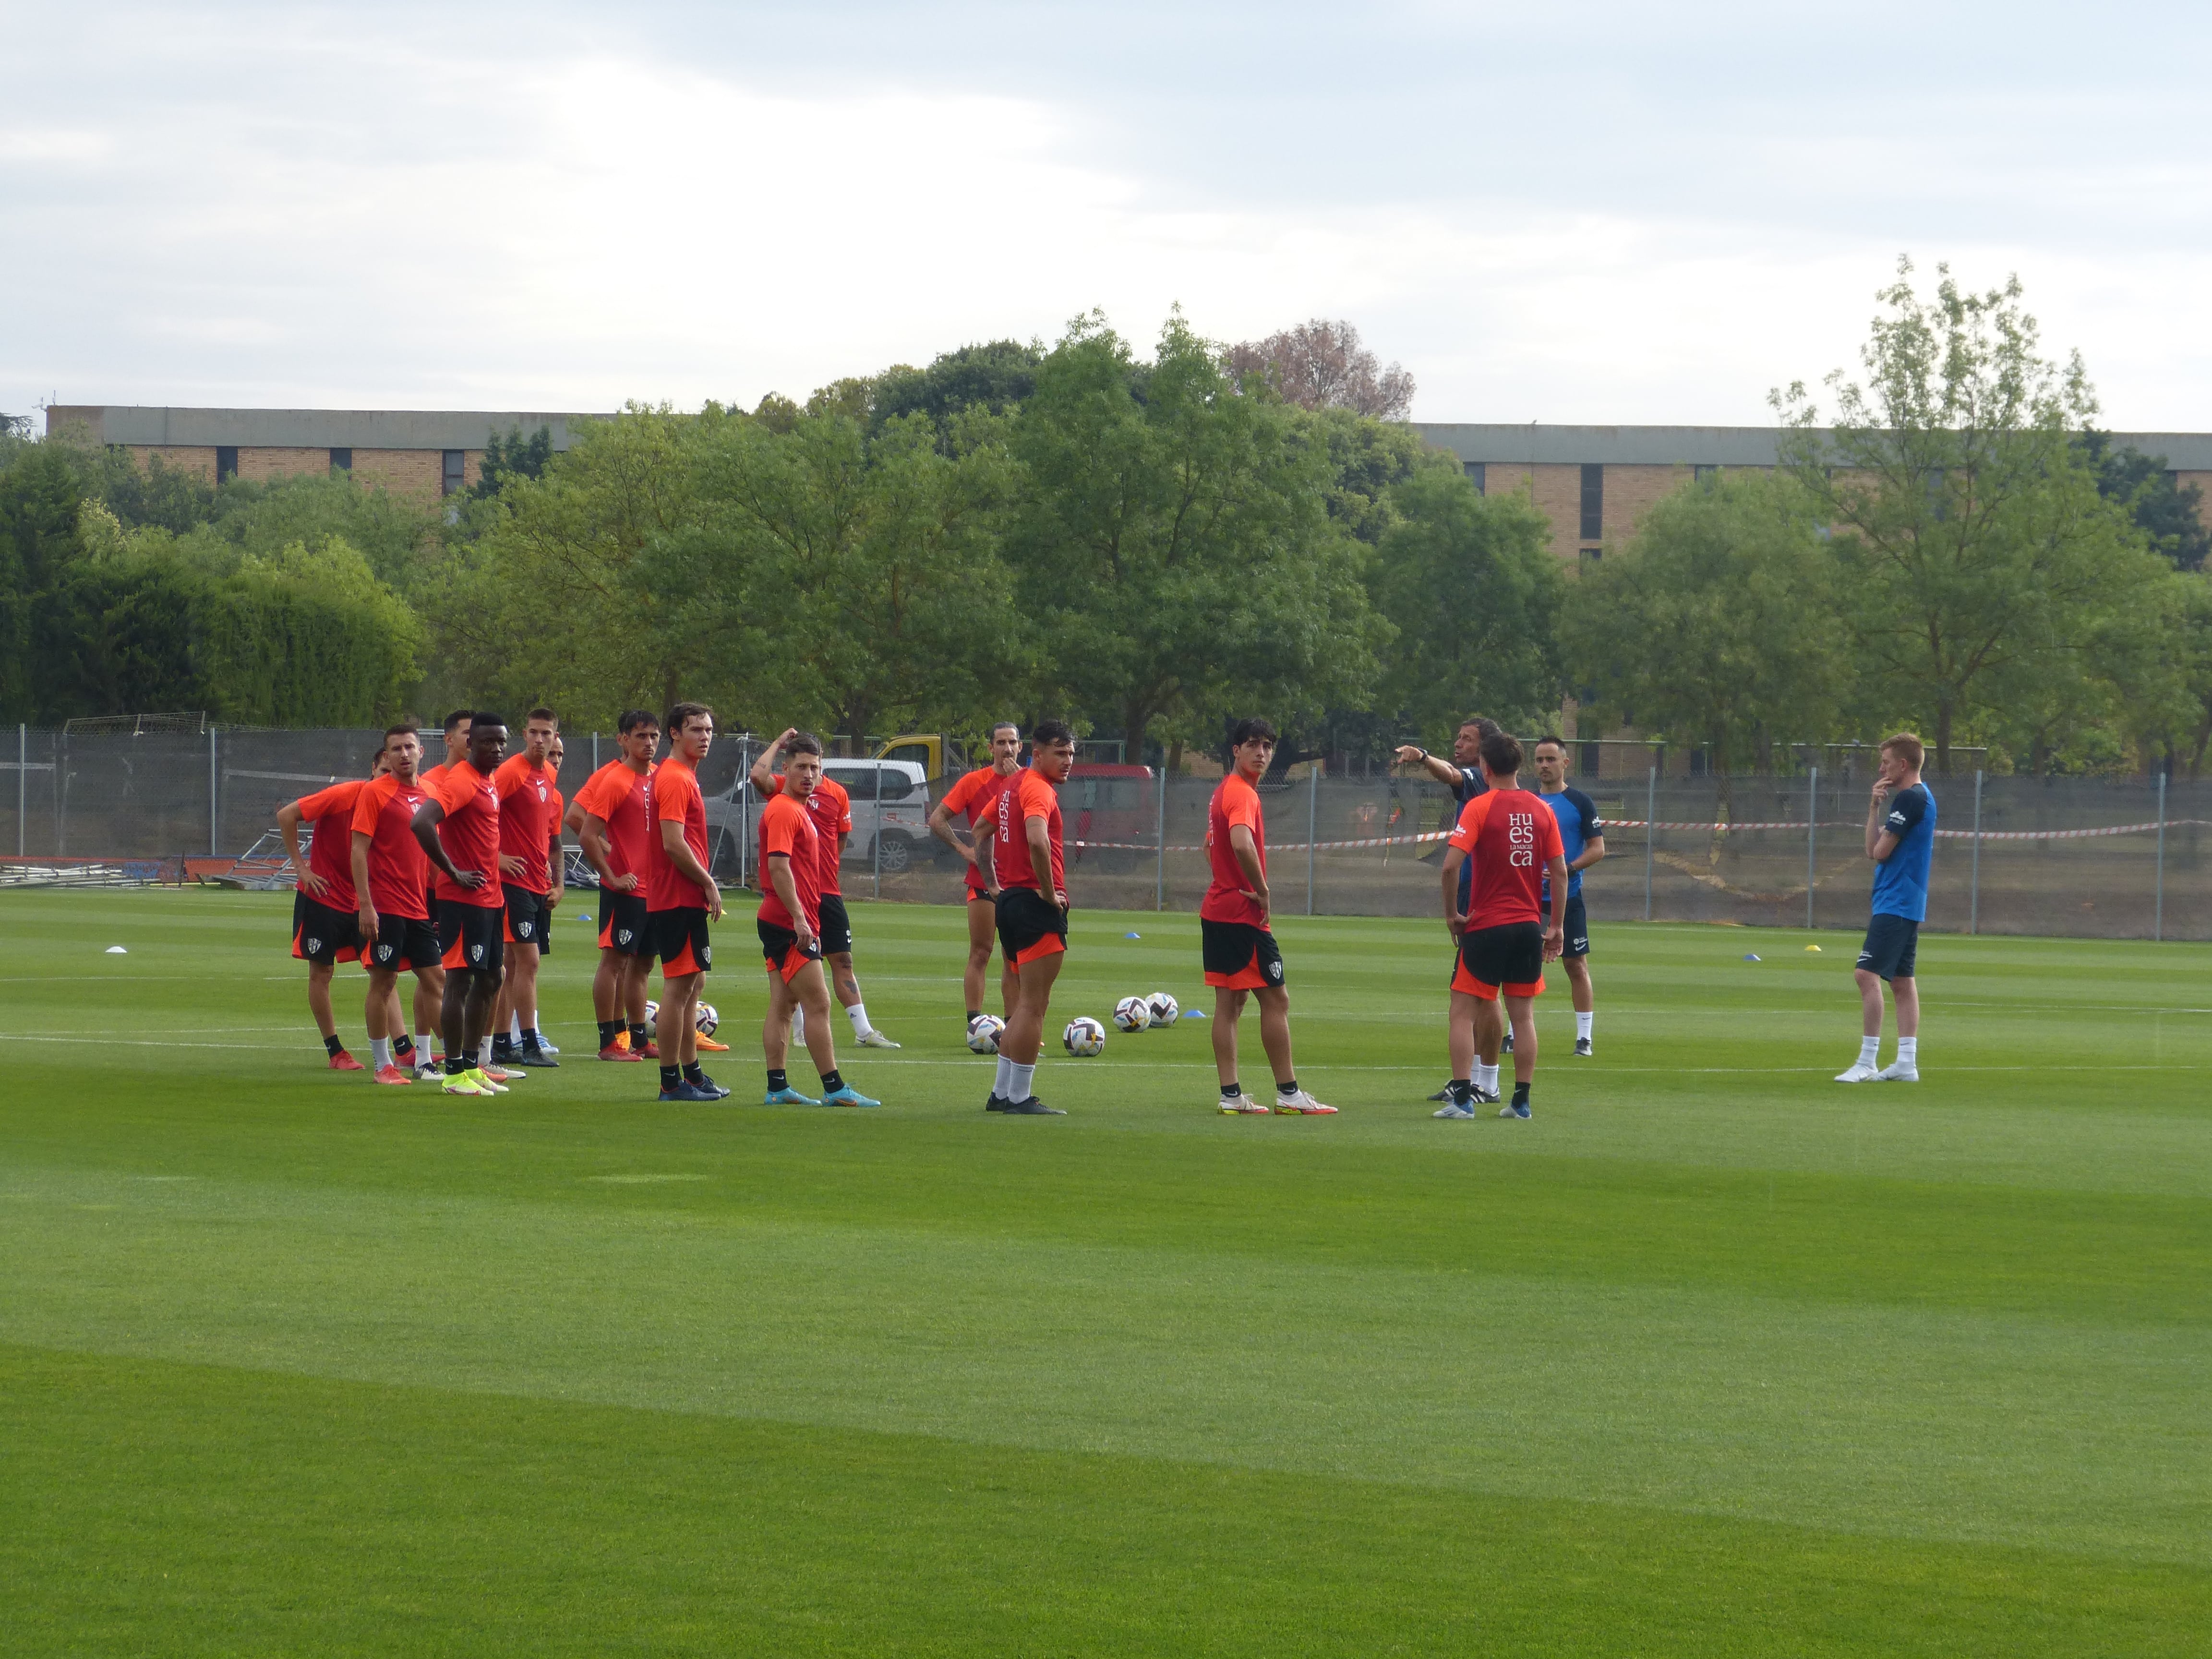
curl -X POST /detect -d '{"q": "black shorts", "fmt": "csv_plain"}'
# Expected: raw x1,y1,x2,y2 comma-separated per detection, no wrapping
290,891,362,965
995,886,1068,968
1561,892,1589,960
367,914,441,974
505,885,552,953
437,899,505,975
817,893,854,957
1456,921,1546,998
757,917,825,983
1858,914,1920,980
599,891,650,957
1202,918,1284,989
649,906,712,975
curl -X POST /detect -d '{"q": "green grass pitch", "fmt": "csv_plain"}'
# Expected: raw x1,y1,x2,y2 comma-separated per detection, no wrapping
2,887,2208,1655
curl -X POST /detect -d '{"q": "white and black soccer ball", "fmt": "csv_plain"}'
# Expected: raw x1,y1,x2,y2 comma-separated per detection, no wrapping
643,999,659,1039
1063,1015,1106,1058
695,1001,719,1037
966,1013,1006,1055
1112,995,1151,1033
1146,991,1179,1027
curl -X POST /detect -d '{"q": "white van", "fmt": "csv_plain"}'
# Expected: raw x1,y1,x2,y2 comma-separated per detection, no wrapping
709,757,935,874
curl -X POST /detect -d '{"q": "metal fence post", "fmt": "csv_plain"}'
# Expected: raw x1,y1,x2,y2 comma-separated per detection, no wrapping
1306,762,1317,916
1969,770,1984,936
1643,765,1656,922
2155,769,2167,942
873,767,882,901
16,724,23,856
1154,764,1166,912
208,725,219,855
592,732,600,772
1805,765,1818,929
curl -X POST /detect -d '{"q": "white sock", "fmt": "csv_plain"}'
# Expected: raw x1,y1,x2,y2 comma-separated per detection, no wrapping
508,1013,523,1041
993,1054,1014,1096
370,1037,391,1069
1897,1036,1917,1064
846,1001,870,1036
1007,1060,1036,1103
415,1032,436,1062
1477,1061,1499,1092
478,1037,492,1068
1858,1036,1879,1067
792,1007,805,1042
1576,1011,1594,1041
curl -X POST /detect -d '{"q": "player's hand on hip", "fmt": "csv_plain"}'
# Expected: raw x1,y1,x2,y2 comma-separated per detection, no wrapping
1053,889,1069,912
1245,888,1269,925
301,870,329,899
454,869,486,891
497,854,527,878
612,872,638,893
1446,909,1467,937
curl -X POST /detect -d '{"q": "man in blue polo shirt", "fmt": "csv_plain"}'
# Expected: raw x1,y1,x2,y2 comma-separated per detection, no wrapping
1837,732,1936,1083
1532,739,1605,1056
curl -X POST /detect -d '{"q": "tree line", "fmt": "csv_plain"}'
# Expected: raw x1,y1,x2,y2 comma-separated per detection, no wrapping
3,280,2205,774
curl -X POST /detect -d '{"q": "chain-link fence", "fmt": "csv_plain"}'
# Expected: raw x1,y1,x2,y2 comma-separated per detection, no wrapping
2,726,2204,940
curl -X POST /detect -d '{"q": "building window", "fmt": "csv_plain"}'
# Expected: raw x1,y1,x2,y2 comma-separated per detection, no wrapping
1579,546,1601,565
329,447,352,472
1464,461,1486,494
1579,464,1603,541
1694,464,1717,483
216,445,238,483
441,450,465,496
1580,741,1601,776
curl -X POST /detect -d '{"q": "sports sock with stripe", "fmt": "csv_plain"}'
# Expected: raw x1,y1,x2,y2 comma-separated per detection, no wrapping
1897,1036,1918,1064
1576,1011,1594,1041
598,1020,620,1049
659,1065,680,1090
1858,1035,1879,1067
323,1034,344,1058
1221,1082,1242,1101
819,1069,844,1094
846,1002,870,1036
414,1032,436,1062
767,1069,788,1093
683,1061,706,1085
1276,1078,1298,1098
1006,1061,1035,1104
370,1037,392,1069
629,1022,649,1053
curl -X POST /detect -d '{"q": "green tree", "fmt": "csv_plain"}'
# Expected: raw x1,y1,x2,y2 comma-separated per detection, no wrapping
2075,429,2211,572
1370,458,1563,745
873,340,1042,444
1774,258,2156,772
1560,472,1842,786
470,425,555,503
1004,311,1386,759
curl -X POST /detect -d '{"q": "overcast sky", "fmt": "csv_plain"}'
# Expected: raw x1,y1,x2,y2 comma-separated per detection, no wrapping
5,1,2208,430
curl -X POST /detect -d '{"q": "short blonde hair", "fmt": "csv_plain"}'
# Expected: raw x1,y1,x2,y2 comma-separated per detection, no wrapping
1880,732,1924,769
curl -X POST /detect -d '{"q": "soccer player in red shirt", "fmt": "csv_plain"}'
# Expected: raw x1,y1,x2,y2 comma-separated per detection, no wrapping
490,708,564,1068
350,724,443,1085
755,733,878,1107
646,702,728,1102
276,761,380,1072
572,709,659,1061
418,710,470,914
410,712,512,1097
1201,718,1335,1116
928,721,1022,1032
750,729,900,1052
1435,731,1568,1120
975,720,1077,1115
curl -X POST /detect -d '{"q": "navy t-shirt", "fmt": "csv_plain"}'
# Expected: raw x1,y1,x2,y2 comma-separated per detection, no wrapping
1539,786,1601,901
1449,767,1486,904
1871,782,1936,922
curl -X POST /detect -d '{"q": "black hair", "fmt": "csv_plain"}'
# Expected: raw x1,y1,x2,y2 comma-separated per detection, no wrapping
1532,735,1567,754
1479,731,1523,776
442,709,472,734
785,730,824,758
527,706,558,727
380,723,417,747
616,709,658,735
1459,715,1503,739
1032,719,1075,748
990,721,1021,739
1229,717,1278,748
471,711,509,736
665,701,713,735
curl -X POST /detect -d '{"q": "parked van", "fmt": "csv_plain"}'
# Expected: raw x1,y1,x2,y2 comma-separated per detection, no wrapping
707,757,936,874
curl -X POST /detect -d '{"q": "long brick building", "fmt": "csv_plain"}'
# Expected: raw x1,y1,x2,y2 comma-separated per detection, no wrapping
44,405,2212,550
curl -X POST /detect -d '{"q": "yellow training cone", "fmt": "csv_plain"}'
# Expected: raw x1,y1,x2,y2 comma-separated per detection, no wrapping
1805,944,1822,952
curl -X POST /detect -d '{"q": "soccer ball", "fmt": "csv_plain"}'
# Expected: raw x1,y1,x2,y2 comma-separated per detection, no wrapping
1062,1015,1106,1058
643,999,658,1039
695,1001,719,1037
1146,991,1179,1027
967,1013,1006,1055
1113,995,1152,1033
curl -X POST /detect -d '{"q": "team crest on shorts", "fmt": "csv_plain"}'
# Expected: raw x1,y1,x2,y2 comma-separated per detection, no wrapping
469,943,484,963
700,945,712,967
306,937,323,955
617,928,634,946
375,943,394,962
1267,958,1283,980
518,920,533,938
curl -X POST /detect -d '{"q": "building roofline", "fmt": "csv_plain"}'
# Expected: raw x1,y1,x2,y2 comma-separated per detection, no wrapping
43,405,612,451
1414,421,2212,471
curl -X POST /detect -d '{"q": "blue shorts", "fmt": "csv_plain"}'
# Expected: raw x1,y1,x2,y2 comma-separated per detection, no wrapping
1857,914,1919,980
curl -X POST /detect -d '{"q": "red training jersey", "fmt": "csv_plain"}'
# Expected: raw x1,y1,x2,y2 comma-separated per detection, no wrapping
992,768,1064,895
770,772,850,897
1446,788,1564,930
294,780,367,913
574,761,653,887
1200,771,1269,929
647,756,712,912
349,772,432,921
431,760,504,908
492,754,558,895
756,791,822,932
941,765,1016,896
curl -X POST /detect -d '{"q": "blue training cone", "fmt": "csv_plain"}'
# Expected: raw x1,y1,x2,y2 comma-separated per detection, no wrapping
1125,931,1142,939
1743,952,1761,962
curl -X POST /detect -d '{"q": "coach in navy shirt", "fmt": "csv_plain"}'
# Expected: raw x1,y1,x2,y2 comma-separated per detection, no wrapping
1837,733,1936,1084
1532,739,1605,1056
